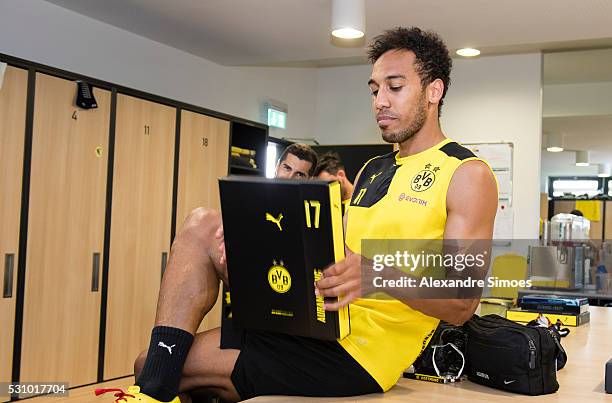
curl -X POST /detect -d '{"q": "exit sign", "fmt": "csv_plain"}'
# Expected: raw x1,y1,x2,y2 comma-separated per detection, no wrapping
267,107,287,129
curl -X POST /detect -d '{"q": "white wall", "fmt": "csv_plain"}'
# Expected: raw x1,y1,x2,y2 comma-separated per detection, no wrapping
442,54,543,238
315,54,544,238
315,64,380,144
0,0,317,140
543,82,612,117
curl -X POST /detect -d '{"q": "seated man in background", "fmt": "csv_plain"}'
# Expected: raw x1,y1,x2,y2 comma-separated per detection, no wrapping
314,151,355,214
273,143,318,179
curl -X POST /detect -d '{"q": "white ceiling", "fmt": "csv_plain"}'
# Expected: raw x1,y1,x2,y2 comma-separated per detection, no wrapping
543,115,612,164
544,49,612,85
540,116,612,176
541,47,612,170
43,0,612,67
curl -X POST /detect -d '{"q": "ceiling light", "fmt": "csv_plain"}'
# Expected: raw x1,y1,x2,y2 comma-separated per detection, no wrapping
575,150,590,166
546,133,564,152
331,0,365,39
332,28,364,39
598,163,611,177
456,48,481,57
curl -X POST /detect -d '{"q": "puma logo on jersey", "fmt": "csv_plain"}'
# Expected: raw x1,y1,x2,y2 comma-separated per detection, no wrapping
266,212,283,231
369,172,382,183
158,342,176,355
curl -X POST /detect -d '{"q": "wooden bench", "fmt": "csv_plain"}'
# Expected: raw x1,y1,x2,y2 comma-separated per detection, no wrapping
247,306,612,402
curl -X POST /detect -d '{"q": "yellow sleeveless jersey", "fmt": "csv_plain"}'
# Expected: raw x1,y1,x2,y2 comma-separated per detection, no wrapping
340,138,489,391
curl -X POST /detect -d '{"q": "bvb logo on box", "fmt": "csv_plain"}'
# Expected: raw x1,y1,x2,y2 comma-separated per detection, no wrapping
268,260,291,293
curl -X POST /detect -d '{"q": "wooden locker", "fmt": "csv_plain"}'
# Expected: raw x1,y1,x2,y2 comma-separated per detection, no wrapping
552,200,603,240
104,94,175,379
606,201,612,241
0,66,28,385
20,73,110,387
552,200,576,215
589,202,604,241
540,193,548,222
177,110,229,332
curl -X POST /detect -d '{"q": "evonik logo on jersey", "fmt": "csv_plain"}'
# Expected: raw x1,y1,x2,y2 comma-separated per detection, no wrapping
398,193,428,207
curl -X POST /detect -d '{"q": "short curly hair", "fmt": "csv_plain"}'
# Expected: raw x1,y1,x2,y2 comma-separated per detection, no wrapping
314,152,344,176
367,27,452,116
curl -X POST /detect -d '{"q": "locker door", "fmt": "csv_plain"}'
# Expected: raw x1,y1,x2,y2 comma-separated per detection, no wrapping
589,201,604,240
0,66,28,385
553,200,603,240
176,110,229,332
104,94,175,379
606,201,612,240
21,73,110,387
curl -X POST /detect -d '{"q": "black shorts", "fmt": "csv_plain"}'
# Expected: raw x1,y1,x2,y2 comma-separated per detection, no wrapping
230,330,383,400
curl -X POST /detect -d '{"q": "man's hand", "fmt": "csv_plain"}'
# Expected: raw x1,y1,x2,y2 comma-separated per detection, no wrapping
315,249,362,311
215,225,226,266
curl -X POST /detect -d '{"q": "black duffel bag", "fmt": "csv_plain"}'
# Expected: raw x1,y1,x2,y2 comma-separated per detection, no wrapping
464,314,567,395
410,322,467,381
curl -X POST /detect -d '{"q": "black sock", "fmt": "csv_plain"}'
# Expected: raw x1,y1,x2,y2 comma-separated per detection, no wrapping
136,326,194,402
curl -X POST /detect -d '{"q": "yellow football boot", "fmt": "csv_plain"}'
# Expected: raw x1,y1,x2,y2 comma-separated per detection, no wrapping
95,386,181,402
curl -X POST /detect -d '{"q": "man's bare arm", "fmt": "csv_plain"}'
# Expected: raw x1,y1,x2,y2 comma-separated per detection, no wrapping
317,160,497,326
399,160,498,324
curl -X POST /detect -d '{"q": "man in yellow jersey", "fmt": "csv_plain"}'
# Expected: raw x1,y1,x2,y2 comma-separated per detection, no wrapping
98,28,497,403
315,27,497,391
314,152,354,215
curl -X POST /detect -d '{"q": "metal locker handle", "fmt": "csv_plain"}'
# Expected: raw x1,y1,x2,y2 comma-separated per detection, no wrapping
161,252,168,279
3,253,14,298
91,253,100,292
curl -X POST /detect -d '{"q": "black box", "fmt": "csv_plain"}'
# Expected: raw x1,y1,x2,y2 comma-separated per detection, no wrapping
219,177,350,340
518,295,588,315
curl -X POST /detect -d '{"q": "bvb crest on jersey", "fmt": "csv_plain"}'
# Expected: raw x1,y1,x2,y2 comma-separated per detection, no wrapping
267,260,292,293
411,163,439,192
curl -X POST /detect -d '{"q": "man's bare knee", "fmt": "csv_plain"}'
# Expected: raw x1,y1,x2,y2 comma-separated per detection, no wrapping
174,207,227,284
134,350,147,379
181,207,221,240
